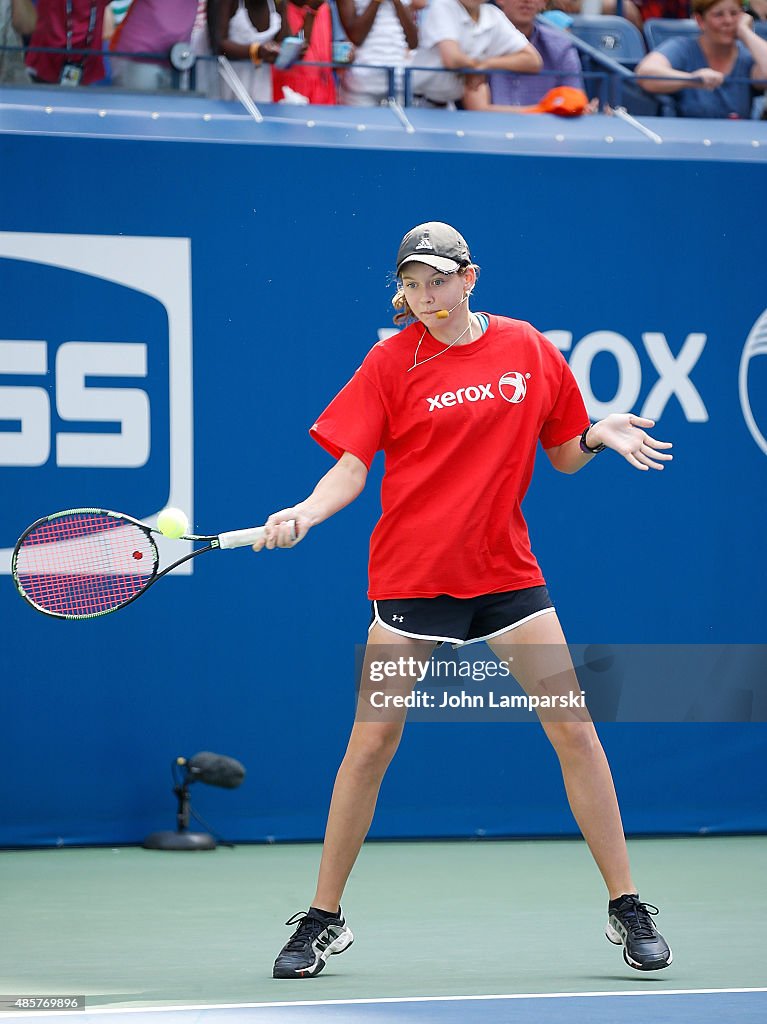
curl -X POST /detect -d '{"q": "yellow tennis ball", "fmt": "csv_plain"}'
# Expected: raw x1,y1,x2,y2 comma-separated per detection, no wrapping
157,507,189,539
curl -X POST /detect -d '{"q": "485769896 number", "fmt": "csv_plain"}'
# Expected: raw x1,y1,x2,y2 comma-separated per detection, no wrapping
0,996,85,1012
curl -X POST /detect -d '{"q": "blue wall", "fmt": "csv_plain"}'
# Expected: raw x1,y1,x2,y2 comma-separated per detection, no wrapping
1,109,766,846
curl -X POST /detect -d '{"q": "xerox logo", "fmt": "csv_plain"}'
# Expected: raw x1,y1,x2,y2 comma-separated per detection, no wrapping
426,371,530,412
739,308,767,458
426,383,494,411
0,232,193,573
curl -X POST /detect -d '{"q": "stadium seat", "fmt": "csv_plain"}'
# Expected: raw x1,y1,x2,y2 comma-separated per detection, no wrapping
644,18,767,50
559,25,662,115
643,18,699,51
569,15,647,69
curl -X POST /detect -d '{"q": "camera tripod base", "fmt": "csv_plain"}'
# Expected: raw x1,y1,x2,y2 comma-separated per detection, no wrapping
142,830,216,851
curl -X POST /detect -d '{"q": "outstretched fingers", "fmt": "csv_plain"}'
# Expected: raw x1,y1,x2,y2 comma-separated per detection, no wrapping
644,436,674,453
626,451,649,471
629,418,674,470
591,413,674,472
639,434,673,470
630,441,673,471
628,415,656,429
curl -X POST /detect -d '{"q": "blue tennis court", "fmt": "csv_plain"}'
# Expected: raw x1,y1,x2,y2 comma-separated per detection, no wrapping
4,990,767,1024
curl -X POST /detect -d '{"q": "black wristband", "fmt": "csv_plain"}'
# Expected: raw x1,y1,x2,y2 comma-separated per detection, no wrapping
580,426,606,454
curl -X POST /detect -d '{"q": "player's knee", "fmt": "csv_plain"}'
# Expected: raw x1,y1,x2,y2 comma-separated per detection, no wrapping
346,726,402,775
545,720,600,760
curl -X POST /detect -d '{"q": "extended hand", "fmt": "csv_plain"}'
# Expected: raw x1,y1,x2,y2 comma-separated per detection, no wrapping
589,414,673,471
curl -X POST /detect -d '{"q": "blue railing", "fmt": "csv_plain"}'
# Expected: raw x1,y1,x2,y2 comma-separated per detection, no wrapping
1,43,764,119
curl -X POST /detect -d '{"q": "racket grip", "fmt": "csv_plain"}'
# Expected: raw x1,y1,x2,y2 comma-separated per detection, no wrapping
217,520,296,549
218,526,266,549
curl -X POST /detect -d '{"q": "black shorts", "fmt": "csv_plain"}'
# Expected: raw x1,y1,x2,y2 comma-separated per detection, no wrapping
370,586,555,646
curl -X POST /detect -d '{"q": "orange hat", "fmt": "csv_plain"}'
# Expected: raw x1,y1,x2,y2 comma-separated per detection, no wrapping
520,87,589,117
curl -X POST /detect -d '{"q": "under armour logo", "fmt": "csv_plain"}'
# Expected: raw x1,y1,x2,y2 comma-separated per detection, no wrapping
392,614,404,623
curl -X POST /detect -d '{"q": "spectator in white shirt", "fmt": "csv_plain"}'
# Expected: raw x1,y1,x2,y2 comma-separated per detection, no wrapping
410,0,541,107
337,0,426,106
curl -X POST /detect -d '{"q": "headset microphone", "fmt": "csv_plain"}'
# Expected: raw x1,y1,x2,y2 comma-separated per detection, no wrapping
408,292,475,373
434,293,469,320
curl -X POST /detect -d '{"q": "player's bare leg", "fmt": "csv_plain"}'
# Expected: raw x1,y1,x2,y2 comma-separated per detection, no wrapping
487,612,672,970
486,611,635,899
273,624,435,978
313,623,436,911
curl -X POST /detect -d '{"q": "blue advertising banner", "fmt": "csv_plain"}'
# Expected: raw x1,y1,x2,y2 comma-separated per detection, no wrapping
0,99,765,846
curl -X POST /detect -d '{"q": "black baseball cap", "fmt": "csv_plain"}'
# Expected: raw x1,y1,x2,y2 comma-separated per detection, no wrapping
396,222,471,275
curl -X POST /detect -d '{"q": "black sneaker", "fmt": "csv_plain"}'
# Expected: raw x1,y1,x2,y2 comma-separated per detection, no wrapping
272,908,354,979
605,894,672,971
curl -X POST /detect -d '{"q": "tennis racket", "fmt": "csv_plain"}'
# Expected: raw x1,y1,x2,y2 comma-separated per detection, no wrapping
11,508,287,621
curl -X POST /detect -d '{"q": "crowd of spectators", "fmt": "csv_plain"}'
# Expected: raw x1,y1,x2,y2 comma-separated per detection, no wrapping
0,0,765,118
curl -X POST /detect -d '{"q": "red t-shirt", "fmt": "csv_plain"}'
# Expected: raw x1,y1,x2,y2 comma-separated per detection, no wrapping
310,315,590,600
26,0,108,86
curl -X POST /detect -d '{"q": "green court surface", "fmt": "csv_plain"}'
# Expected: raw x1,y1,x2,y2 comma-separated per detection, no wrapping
0,836,763,1009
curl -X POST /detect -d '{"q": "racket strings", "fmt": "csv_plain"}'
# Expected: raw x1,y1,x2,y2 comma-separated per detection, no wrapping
15,513,156,617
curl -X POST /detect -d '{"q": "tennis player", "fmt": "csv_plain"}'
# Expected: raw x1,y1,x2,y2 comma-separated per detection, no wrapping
256,222,674,979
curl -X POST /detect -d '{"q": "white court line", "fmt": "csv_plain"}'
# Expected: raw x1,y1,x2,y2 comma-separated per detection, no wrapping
13,987,767,1016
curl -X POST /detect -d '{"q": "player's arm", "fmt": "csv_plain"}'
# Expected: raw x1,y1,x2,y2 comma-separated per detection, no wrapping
253,451,369,550
544,414,673,474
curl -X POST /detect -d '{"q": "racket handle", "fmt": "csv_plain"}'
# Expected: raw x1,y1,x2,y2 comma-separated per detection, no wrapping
217,526,266,549
217,520,296,549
